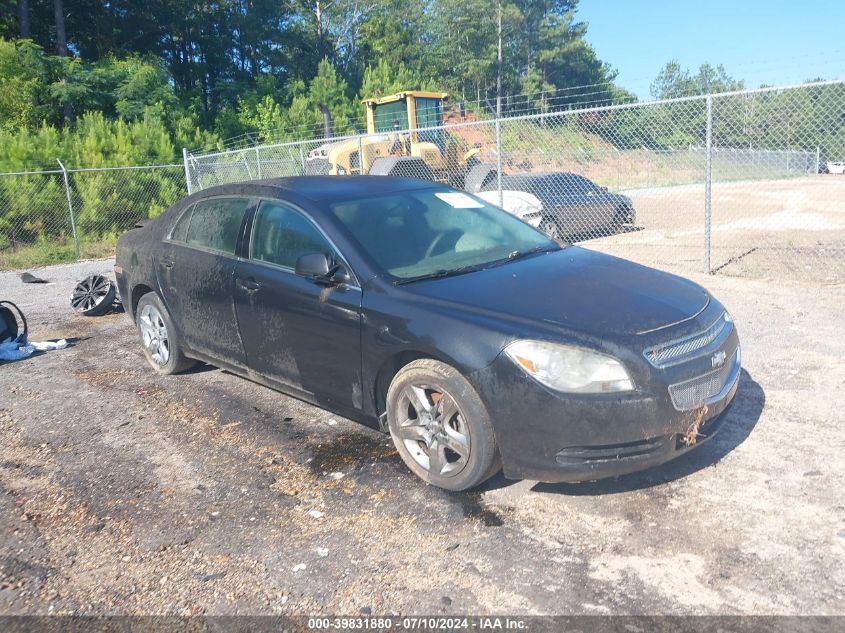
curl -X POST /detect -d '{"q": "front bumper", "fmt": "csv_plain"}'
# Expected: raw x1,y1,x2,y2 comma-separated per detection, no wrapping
546,386,736,483
471,325,740,484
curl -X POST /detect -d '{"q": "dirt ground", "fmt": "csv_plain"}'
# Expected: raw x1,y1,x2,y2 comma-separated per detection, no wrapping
586,175,845,282
0,259,843,616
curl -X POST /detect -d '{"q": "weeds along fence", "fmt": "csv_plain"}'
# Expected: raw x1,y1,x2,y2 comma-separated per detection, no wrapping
0,164,186,269
1,80,844,281
186,80,845,282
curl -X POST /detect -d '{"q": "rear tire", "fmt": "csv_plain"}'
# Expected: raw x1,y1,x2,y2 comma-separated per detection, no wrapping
135,293,196,375
386,359,500,491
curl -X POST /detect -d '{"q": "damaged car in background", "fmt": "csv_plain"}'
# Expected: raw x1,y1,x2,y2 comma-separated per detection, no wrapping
466,167,636,239
115,176,740,491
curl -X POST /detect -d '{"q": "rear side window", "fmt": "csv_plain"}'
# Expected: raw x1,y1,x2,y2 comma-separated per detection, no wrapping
185,197,249,254
250,201,333,269
169,204,195,242
559,174,595,194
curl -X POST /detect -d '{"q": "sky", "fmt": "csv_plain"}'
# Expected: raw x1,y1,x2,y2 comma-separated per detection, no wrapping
577,0,845,100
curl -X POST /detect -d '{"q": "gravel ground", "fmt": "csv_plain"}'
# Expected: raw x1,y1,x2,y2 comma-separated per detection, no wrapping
0,258,843,616
592,176,845,282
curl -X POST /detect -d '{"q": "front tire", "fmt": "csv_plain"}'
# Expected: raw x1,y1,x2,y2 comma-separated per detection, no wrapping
386,359,500,491
135,292,195,375
539,217,562,241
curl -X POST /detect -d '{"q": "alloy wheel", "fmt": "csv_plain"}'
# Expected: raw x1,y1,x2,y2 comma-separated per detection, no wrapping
138,304,170,366
540,218,561,240
394,385,470,477
70,274,114,315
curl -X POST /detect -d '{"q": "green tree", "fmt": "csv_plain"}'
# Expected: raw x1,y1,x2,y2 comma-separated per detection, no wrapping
651,60,743,99
0,38,48,131
359,58,426,99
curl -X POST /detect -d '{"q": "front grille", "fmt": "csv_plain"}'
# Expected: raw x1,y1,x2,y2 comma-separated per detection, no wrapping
645,313,729,367
556,437,668,465
668,347,740,411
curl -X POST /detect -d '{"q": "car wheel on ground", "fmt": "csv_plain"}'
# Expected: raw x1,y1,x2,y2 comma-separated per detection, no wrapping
386,359,501,491
71,274,117,316
135,292,195,375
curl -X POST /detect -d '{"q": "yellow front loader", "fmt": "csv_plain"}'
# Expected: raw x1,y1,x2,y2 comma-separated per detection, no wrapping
306,91,480,186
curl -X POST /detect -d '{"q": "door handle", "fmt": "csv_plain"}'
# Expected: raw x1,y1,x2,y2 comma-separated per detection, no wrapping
161,256,174,269
236,277,262,293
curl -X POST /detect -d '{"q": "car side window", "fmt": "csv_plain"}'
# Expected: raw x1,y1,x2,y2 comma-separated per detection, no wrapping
574,175,597,192
185,197,249,254
558,174,592,195
170,204,195,242
250,201,334,269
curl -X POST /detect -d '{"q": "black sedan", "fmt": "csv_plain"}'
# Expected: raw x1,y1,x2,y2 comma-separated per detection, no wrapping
474,171,636,239
115,176,740,491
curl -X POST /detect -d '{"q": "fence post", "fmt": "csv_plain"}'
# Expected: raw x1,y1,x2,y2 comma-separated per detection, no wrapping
815,146,820,174
299,144,306,175
182,148,193,195
56,159,80,260
357,135,364,175
704,95,713,274
255,146,262,179
495,118,503,208
241,150,254,180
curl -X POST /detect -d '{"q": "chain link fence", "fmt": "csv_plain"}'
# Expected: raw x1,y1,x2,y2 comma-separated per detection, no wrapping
185,80,845,282
1,80,843,280
0,164,186,270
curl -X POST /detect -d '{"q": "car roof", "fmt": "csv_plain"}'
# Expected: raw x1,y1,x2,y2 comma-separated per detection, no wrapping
197,176,442,203
503,172,583,181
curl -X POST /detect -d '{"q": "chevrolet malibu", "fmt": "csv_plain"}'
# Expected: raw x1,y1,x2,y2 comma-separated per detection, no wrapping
115,176,741,491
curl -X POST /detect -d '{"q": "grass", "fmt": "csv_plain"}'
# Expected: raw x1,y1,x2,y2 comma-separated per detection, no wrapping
501,143,814,192
0,237,117,271
493,118,816,191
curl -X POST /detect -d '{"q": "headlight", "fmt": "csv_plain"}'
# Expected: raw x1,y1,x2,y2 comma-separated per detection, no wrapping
504,340,634,393
336,165,347,175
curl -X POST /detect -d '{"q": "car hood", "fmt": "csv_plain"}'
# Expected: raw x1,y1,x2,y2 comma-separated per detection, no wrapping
406,247,709,337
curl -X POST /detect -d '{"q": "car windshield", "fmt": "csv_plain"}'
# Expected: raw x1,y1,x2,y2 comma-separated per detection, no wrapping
329,188,560,281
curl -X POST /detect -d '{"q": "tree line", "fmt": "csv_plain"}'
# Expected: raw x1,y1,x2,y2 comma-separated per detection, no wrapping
0,0,625,167
0,0,841,173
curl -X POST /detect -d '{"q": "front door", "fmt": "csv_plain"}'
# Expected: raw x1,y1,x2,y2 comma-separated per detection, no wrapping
575,175,615,237
233,200,363,412
157,196,252,366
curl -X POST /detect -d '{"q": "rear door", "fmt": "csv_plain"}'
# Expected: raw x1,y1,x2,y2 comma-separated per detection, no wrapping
233,200,363,412
157,196,252,366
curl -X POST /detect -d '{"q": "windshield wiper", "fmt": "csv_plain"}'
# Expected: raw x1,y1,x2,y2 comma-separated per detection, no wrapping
395,245,560,285
502,244,560,263
395,263,487,285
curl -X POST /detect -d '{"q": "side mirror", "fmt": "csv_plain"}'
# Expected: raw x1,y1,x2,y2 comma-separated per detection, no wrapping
329,265,351,286
295,253,351,286
295,253,331,279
